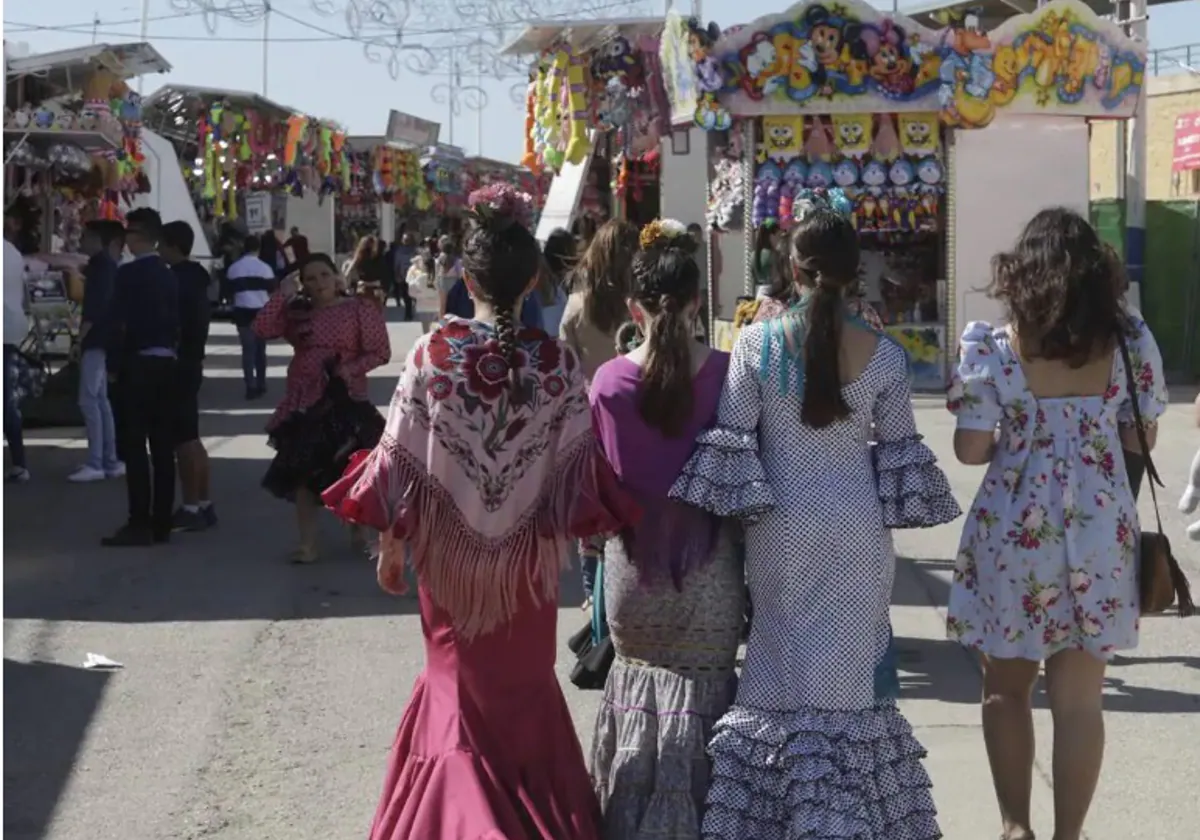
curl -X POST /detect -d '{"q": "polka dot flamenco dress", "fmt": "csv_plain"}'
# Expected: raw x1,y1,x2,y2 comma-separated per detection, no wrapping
670,321,960,840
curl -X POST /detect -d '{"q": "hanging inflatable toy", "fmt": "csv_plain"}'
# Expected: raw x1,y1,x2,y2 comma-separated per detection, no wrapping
542,49,568,171
564,48,590,165
521,82,539,171
284,114,307,168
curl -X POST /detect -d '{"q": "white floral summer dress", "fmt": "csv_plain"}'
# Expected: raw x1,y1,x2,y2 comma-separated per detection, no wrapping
945,319,1168,661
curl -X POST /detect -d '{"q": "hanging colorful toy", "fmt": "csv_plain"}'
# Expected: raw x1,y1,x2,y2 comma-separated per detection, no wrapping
564,48,590,165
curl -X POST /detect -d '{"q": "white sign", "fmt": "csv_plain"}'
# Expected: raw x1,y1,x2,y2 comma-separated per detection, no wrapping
386,110,441,149
244,192,271,233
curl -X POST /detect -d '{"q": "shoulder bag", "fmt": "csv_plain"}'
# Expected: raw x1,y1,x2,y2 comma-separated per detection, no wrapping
1116,331,1194,617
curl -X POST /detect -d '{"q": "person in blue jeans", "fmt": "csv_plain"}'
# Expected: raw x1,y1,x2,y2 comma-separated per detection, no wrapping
69,220,126,482
226,235,276,399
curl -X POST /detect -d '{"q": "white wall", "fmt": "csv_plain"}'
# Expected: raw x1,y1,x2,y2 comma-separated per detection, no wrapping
285,192,335,256
659,128,708,228
133,128,213,265
950,116,1090,338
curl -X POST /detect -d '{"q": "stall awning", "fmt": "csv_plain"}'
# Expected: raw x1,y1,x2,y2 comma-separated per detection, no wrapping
6,41,171,85
142,83,301,144
501,17,665,55
903,0,1175,31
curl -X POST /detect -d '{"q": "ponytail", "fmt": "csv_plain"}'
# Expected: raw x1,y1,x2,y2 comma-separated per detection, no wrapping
639,294,694,437
801,279,850,428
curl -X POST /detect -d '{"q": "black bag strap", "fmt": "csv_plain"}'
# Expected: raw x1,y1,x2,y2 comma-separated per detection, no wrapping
1115,329,1166,537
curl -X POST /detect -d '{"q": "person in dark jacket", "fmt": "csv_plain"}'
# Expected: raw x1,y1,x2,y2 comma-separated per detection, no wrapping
69,220,126,483
160,220,217,533
104,207,180,547
389,232,418,319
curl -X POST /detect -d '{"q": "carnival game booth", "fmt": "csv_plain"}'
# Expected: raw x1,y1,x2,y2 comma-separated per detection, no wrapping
664,0,1145,388
143,84,351,257
503,18,676,240
4,42,171,424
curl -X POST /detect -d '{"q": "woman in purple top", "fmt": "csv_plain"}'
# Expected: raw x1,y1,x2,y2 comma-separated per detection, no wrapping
587,221,745,840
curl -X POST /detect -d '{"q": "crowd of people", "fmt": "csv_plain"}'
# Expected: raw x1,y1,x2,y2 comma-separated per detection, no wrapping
3,182,1198,840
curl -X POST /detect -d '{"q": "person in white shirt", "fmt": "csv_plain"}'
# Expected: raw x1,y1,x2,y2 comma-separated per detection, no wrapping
226,235,277,400
3,207,31,481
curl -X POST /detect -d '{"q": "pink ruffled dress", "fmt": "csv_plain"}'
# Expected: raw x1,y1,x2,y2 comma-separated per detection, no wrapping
323,318,640,840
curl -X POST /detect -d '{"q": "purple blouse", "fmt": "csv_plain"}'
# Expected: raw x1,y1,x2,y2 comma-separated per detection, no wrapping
589,351,731,588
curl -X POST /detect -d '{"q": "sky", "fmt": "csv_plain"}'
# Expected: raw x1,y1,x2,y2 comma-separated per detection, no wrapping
5,0,1199,165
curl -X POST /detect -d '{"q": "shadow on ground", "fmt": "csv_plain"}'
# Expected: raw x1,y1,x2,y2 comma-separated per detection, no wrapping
3,659,112,840
893,556,1200,714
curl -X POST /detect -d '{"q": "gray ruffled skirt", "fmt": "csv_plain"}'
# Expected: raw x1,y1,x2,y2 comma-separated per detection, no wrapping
589,527,744,840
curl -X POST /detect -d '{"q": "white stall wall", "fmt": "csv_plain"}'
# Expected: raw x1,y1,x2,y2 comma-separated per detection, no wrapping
132,128,213,266
950,116,1090,340
285,192,336,256
659,128,708,229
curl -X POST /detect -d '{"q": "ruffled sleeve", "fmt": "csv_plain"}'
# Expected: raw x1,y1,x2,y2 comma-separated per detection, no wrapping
669,323,774,520
873,340,962,529
1117,316,1169,427
945,321,1004,432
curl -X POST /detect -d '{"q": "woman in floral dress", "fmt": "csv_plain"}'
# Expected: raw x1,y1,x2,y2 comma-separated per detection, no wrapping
945,208,1168,840
322,185,639,840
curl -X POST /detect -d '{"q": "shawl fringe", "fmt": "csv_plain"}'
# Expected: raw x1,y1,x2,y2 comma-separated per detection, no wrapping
324,431,638,640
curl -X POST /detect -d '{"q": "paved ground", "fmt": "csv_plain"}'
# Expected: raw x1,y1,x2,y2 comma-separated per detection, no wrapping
4,313,1198,840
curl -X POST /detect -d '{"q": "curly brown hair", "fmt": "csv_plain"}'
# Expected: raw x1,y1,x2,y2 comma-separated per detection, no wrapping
990,207,1130,368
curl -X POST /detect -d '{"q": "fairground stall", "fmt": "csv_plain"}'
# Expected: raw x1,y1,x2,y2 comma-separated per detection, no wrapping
4,41,170,423
663,0,1144,387
503,19,679,240
142,84,352,257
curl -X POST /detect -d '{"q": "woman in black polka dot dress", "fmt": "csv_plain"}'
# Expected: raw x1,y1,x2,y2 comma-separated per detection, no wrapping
671,205,961,840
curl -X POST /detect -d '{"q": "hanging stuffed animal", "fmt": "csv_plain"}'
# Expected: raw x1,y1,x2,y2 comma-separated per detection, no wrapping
898,113,940,157
777,158,808,227
804,117,835,161
752,160,782,228
284,114,307,168
637,35,673,136
871,114,902,162
831,113,873,158
521,83,539,170
564,49,591,165
541,50,568,171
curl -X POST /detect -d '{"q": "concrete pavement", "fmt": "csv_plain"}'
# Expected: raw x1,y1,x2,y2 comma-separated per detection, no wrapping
4,314,1198,840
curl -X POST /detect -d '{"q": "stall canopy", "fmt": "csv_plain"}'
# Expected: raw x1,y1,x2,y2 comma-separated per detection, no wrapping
501,17,665,55
142,83,297,144
905,0,1178,31
6,41,171,98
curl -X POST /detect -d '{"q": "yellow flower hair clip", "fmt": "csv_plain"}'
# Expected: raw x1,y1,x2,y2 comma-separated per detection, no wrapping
638,218,688,250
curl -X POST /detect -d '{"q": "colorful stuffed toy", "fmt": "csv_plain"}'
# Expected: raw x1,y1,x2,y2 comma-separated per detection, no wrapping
521,83,539,170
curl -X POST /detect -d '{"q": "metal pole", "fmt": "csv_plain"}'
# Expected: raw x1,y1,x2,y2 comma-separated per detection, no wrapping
137,0,151,93
1123,0,1148,297
92,12,100,44
448,53,457,147
262,3,270,97
476,64,484,156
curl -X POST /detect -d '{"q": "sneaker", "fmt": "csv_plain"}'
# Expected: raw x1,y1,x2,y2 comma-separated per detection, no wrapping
101,524,155,547
171,507,210,533
68,465,108,483
201,504,218,528
5,467,30,483
105,462,126,479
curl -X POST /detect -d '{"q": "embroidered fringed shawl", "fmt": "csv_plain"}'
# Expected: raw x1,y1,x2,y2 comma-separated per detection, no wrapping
323,317,640,640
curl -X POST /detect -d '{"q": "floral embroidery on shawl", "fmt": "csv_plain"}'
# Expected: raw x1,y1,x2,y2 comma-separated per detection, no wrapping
323,317,639,639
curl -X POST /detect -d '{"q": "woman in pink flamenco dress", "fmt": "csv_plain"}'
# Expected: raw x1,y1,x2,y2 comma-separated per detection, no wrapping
323,184,640,840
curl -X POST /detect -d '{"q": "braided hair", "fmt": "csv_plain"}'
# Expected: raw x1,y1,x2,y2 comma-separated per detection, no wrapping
461,185,541,393
629,225,702,437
